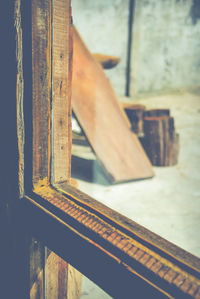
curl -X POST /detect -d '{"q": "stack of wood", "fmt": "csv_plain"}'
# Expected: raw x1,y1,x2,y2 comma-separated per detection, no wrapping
123,104,146,136
123,105,179,167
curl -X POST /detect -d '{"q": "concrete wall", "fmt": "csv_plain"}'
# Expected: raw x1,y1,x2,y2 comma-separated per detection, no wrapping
72,0,200,98
72,0,129,96
130,0,200,97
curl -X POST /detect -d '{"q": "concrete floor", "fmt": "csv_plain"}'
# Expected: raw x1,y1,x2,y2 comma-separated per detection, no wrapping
71,92,200,298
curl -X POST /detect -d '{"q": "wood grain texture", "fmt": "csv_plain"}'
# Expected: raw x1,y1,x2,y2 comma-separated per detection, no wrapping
45,178,82,299
45,249,60,299
32,1,51,298
3,3,31,297
66,180,82,299
31,248,81,299
52,0,72,183
50,1,82,298
143,116,179,166
32,0,52,186
30,238,44,299
123,103,146,135
15,0,24,198
29,185,200,298
72,27,153,183
45,234,82,299
14,1,46,298
57,182,200,273
30,271,44,299
67,265,82,299
32,1,80,299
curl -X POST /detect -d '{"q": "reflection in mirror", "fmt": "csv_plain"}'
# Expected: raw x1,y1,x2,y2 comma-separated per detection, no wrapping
71,0,200,269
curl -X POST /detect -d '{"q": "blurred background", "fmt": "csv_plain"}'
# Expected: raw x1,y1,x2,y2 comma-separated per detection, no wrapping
71,1,200,297
72,0,200,97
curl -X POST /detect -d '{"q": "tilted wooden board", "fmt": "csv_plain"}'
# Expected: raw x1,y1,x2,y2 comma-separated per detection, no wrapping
72,27,154,183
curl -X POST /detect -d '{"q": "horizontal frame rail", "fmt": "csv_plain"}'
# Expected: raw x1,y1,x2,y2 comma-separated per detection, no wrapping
22,184,200,299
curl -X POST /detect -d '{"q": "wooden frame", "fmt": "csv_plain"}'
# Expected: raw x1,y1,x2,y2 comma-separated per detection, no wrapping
1,0,200,298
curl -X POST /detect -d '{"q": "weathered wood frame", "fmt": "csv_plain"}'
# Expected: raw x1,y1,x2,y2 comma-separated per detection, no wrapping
3,0,200,298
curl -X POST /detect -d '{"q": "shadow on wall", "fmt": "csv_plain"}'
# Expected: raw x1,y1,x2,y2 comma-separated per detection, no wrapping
190,0,200,25
71,155,110,186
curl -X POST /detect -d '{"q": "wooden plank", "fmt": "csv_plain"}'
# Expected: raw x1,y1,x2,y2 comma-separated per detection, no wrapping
45,180,82,299
50,1,82,298
24,185,200,298
16,0,24,197
57,182,200,273
67,265,82,299
30,238,44,299
45,249,60,299
32,0,52,186
52,0,72,184
72,27,154,183
32,1,51,297
15,1,36,298
31,248,82,299
32,1,82,298
143,116,179,166
123,103,146,135
45,250,82,299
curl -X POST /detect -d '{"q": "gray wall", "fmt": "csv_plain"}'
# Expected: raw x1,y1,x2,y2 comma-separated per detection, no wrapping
72,0,129,96
131,0,200,97
72,0,200,98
